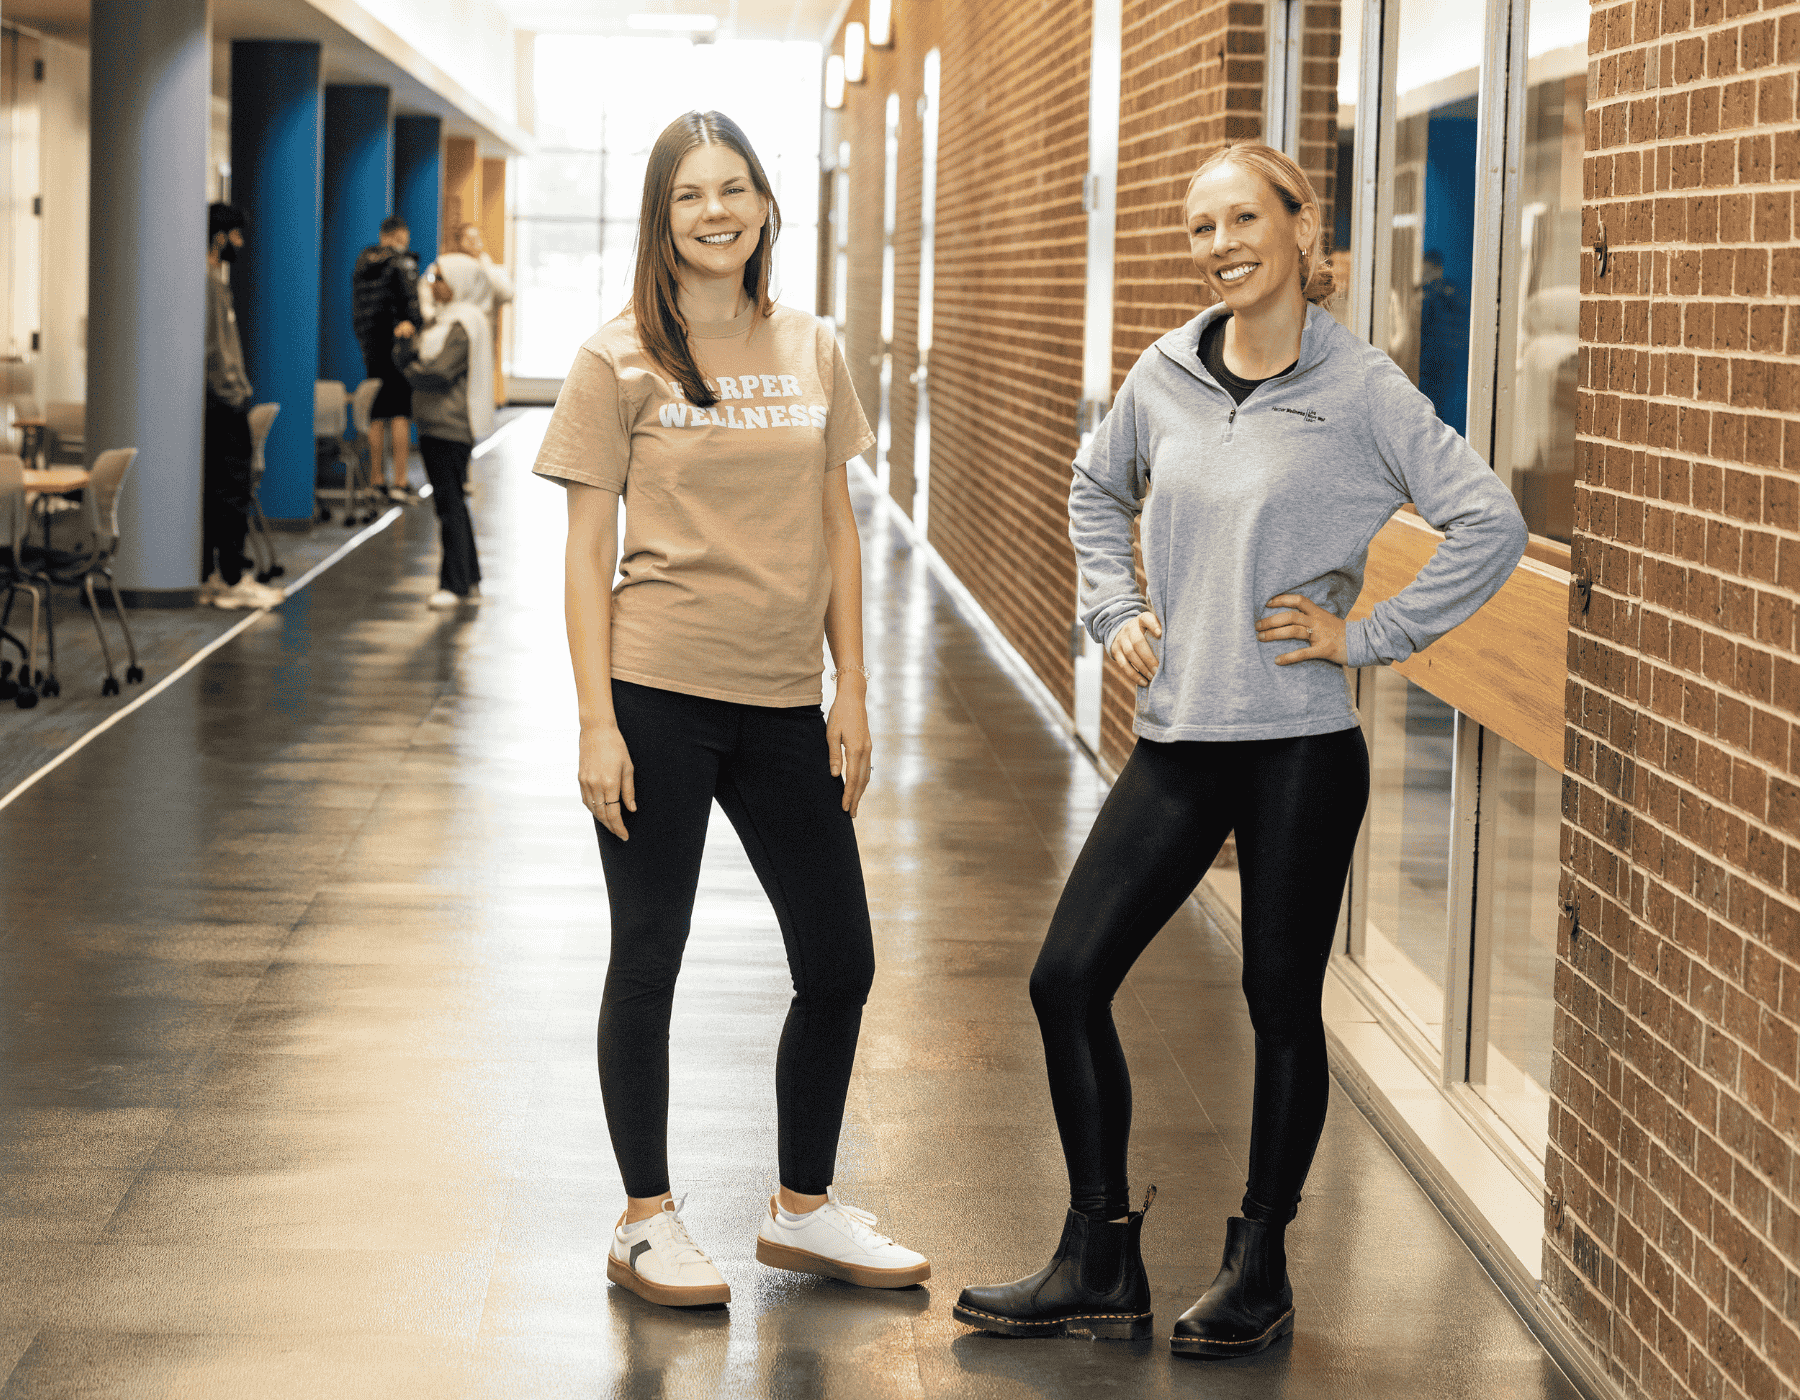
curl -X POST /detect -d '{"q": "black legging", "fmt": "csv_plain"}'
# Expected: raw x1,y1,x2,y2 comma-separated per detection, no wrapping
596,679,875,1199
1030,728,1369,1222
202,393,252,586
418,436,480,596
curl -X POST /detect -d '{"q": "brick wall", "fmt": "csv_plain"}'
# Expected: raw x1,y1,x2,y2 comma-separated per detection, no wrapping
1100,0,1270,766
831,0,1092,710
1556,4,1800,1399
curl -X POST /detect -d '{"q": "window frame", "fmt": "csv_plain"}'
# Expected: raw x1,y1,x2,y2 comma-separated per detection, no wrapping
1331,0,1568,1194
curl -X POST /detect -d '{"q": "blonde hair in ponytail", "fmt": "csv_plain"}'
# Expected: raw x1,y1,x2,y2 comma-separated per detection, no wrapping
1187,142,1336,307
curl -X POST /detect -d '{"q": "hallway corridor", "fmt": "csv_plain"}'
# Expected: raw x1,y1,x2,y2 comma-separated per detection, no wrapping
0,413,1577,1398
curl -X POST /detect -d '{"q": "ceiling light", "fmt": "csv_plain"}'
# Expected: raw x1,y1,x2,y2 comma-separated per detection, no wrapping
626,13,719,32
869,0,892,46
825,54,846,109
845,22,866,81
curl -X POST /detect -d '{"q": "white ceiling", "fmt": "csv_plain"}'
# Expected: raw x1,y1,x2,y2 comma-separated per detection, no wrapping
496,0,843,43
5,0,531,153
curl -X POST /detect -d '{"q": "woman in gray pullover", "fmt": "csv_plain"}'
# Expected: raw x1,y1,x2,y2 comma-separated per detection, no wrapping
956,144,1527,1355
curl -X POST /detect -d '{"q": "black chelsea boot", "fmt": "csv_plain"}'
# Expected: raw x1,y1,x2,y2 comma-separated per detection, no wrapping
1169,1215,1294,1357
953,1188,1155,1340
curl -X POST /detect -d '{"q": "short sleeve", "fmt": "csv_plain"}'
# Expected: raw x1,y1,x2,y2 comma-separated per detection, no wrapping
532,345,632,492
821,332,875,470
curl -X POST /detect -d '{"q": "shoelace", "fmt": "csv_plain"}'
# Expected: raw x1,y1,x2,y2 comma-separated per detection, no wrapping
822,1187,896,1247
652,1195,712,1264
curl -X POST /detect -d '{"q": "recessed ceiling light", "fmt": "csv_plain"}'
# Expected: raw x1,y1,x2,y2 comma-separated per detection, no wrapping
626,13,719,32
869,0,892,47
825,54,846,109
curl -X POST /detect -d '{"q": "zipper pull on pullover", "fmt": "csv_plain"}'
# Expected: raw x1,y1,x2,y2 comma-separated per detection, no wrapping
1224,405,1236,444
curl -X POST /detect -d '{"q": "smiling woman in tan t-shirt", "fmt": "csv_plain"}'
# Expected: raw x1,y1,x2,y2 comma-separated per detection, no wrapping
533,110,930,1311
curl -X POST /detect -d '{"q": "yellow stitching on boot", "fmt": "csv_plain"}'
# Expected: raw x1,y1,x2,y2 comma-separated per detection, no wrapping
955,1306,1151,1325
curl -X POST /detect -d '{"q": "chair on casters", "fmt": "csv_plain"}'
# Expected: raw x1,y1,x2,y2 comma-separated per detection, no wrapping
245,402,284,582
25,448,144,697
349,378,384,525
314,380,347,523
0,456,45,709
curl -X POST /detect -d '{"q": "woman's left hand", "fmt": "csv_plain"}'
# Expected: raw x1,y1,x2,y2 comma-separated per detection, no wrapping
1257,593,1349,666
827,678,873,817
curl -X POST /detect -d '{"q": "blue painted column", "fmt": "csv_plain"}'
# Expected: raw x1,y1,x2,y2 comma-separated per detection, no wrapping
88,0,210,603
394,115,442,264
321,85,391,395
230,40,322,525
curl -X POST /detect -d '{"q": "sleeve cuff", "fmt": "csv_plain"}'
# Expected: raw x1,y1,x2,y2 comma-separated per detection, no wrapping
1344,619,1378,669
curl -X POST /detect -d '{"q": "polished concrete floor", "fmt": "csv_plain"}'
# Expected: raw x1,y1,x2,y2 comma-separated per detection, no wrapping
0,412,1580,1398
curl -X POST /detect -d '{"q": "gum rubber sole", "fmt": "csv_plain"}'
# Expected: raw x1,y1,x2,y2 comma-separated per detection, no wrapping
756,1237,931,1288
605,1254,731,1308
1169,1308,1294,1357
950,1303,1153,1340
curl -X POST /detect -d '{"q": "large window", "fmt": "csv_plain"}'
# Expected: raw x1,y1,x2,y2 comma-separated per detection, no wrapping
1201,0,1581,1185
513,37,823,380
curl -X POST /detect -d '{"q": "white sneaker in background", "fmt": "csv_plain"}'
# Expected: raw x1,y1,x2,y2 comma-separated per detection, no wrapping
209,576,283,610
197,573,227,605
607,1196,731,1308
427,589,459,610
755,1189,931,1288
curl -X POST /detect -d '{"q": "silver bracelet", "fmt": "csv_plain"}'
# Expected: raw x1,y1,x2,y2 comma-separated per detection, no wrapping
831,665,871,682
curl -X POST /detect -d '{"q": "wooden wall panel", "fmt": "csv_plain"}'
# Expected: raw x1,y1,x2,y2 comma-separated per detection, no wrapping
1348,510,1571,771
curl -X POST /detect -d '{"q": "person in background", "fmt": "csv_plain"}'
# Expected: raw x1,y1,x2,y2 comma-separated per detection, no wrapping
448,221,514,328
437,223,514,498
352,215,420,503
393,260,489,610
201,203,283,610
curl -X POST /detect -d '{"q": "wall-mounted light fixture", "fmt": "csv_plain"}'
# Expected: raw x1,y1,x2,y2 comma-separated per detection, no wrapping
869,0,893,47
825,53,846,109
845,22,867,82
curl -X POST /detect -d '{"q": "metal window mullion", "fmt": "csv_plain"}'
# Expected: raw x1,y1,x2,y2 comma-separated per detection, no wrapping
1442,709,1484,1087
1490,0,1533,487
1345,666,1379,961
1466,0,1524,466
1467,726,1498,1090
1264,0,1302,157
1353,0,1398,349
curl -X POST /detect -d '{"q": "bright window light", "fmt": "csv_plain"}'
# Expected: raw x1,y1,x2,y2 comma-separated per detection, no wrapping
825,53,846,109
844,22,866,82
869,0,892,46
626,13,719,33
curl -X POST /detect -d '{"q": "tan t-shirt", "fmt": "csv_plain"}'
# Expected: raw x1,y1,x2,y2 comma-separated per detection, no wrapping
532,302,874,707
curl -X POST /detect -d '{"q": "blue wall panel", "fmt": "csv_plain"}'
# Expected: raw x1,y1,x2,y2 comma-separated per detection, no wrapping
1421,114,1477,437
230,40,322,523
394,115,443,265
322,85,392,397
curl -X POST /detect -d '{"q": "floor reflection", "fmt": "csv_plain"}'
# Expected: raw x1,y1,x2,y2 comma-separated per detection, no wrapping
0,415,1575,1398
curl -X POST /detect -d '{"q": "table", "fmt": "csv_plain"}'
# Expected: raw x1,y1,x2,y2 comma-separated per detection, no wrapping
22,466,90,500
22,466,90,551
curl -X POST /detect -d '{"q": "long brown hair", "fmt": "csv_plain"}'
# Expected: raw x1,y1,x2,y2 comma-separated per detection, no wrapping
632,111,782,408
1187,142,1336,306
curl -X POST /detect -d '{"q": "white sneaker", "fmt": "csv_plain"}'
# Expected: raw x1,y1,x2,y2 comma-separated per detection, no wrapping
427,589,459,610
209,576,284,610
607,1196,731,1308
197,572,227,605
755,1189,931,1288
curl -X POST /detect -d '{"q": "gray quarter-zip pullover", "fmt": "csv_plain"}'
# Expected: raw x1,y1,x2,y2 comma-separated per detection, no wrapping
1071,302,1528,743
